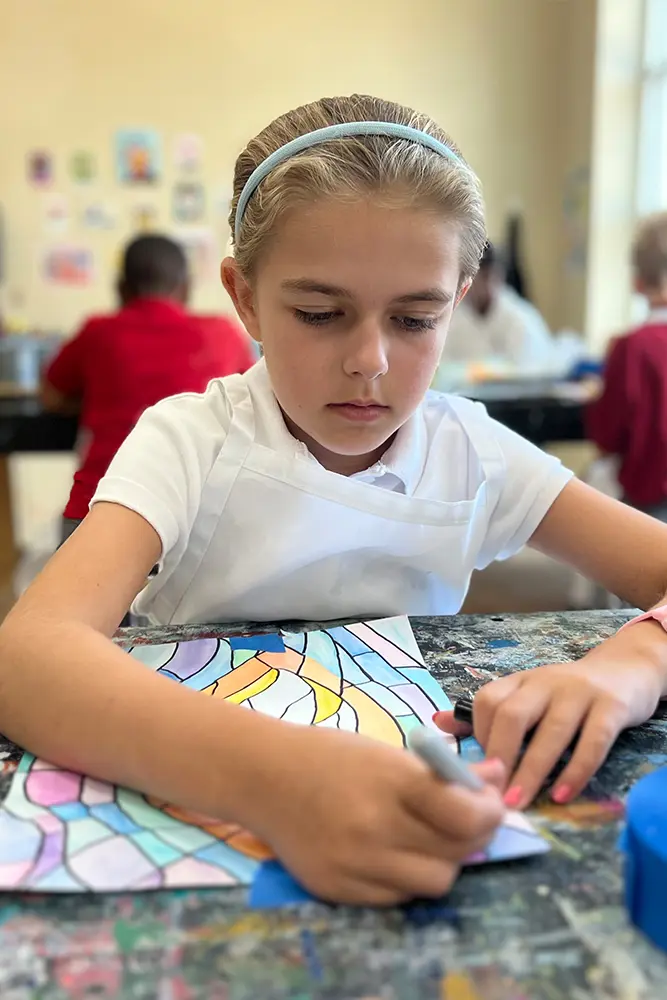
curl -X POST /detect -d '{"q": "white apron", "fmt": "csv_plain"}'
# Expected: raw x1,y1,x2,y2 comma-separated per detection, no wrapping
137,376,504,625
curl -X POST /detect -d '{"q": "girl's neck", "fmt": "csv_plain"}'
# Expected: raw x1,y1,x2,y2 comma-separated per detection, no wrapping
281,410,394,476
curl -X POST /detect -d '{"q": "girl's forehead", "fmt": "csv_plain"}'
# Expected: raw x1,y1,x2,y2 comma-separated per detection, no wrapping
259,198,462,287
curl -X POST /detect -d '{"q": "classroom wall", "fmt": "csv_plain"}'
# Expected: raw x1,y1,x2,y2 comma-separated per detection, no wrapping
557,0,598,337
0,0,596,337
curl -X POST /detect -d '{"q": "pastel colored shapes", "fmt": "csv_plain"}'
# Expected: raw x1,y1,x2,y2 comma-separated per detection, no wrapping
35,812,63,834
81,776,115,806
89,802,141,835
34,865,82,891
52,802,88,821
31,829,64,881
126,642,178,670
0,860,32,885
163,857,237,888
67,817,113,853
164,638,220,680
69,835,157,890
130,830,181,867
26,768,82,807
0,812,41,864
195,840,259,882
156,825,216,853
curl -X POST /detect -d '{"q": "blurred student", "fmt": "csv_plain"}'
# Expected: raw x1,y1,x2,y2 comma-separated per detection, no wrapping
443,242,553,368
42,234,255,542
588,212,667,521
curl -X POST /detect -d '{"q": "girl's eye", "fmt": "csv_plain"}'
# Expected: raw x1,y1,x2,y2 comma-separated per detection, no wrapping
393,315,439,332
294,309,340,326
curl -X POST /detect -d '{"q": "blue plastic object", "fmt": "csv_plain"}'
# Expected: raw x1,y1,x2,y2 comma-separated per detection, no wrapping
249,860,315,909
623,767,667,952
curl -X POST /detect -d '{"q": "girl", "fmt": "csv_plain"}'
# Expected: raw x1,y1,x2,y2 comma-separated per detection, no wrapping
1,94,666,906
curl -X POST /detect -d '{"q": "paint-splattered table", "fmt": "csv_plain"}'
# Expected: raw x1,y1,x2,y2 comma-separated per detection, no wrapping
1,610,666,1000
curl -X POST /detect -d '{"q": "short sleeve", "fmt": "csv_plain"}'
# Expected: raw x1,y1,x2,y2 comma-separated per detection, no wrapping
44,323,91,397
475,416,573,569
90,383,231,560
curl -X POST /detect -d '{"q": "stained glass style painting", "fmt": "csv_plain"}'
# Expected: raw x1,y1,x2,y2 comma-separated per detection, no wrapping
0,617,547,896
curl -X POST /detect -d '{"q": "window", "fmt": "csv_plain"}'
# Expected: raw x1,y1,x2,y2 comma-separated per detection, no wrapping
636,0,667,216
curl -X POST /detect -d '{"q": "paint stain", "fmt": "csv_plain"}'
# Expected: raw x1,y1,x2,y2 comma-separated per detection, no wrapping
487,639,519,649
442,972,482,1000
538,829,583,861
300,929,323,981
535,799,624,828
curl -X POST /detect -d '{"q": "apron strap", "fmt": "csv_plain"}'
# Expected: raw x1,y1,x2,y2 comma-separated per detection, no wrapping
168,380,256,621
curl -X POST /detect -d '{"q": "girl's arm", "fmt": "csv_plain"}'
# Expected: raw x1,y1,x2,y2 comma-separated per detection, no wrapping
0,502,278,819
530,477,667,611
0,501,504,904
437,478,667,807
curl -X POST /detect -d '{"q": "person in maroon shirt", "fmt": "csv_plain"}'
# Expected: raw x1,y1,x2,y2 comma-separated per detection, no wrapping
42,234,256,542
587,213,667,519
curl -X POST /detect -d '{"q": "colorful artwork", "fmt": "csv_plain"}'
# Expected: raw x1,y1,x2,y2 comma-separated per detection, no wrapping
131,202,159,233
82,201,117,230
0,617,547,898
173,132,204,172
42,193,70,235
172,181,206,223
42,245,94,285
27,150,53,187
115,129,161,184
69,150,96,184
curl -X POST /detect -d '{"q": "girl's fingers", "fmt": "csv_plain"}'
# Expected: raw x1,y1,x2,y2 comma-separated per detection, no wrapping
406,778,504,845
432,711,471,738
472,673,524,748
549,697,627,803
484,683,552,780
505,696,591,808
471,757,506,791
362,852,460,901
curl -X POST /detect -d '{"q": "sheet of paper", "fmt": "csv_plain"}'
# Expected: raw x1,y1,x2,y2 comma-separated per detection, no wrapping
0,616,548,895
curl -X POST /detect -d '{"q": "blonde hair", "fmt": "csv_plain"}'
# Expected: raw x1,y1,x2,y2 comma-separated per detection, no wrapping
632,212,667,288
229,94,486,283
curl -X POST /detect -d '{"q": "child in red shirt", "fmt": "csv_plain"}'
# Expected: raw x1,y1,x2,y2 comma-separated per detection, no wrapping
587,212,667,519
43,235,256,541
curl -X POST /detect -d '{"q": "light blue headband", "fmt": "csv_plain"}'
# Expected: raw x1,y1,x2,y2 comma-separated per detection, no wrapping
234,121,462,236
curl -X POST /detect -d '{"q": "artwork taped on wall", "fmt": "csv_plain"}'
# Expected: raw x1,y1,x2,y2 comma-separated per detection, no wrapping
0,617,548,899
42,245,94,285
115,129,162,185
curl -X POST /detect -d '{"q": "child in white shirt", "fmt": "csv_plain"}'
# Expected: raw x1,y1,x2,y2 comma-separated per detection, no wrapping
441,242,553,370
1,94,666,906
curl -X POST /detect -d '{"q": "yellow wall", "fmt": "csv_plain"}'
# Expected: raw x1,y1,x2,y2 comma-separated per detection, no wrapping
0,0,596,336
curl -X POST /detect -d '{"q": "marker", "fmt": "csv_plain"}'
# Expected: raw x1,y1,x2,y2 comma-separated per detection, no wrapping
453,696,538,749
453,696,475,726
407,725,484,791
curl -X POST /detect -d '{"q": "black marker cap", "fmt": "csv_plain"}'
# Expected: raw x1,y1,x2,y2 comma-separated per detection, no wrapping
453,697,474,726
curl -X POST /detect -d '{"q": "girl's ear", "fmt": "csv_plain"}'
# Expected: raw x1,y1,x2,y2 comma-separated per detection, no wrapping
455,279,472,307
221,258,262,343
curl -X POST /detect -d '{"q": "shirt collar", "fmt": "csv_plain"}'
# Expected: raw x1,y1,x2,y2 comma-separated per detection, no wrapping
122,297,186,318
247,359,427,495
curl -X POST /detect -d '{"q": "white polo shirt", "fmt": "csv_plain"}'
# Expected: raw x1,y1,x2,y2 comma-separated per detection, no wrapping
92,360,572,624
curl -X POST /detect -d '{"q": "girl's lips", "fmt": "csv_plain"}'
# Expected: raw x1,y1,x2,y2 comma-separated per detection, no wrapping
327,402,389,422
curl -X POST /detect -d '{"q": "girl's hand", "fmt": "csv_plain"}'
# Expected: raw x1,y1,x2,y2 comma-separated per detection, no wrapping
434,652,664,810
241,723,505,906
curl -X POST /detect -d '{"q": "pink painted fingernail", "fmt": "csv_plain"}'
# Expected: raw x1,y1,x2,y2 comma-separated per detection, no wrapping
503,785,523,808
432,712,446,725
552,784,572,804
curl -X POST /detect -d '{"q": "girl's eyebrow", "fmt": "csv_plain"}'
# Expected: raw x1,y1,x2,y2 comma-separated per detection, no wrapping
394,289,452,305
281,279,351,298
281,279,451,305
